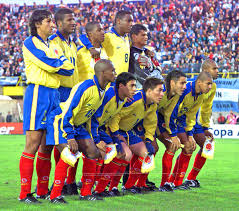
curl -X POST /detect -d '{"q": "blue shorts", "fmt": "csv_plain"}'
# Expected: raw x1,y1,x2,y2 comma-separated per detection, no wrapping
193,122,204,134
23,84,59,132
133,120,145,137
58,86,72,102
119,130,142,146
97,126,113,145
157,112,167,134
176,115,186,134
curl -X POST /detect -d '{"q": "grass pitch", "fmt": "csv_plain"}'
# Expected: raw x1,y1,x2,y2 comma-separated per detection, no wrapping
0,135,238,211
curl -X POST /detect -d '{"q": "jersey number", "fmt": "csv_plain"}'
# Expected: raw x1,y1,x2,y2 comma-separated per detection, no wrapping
125,53,129,63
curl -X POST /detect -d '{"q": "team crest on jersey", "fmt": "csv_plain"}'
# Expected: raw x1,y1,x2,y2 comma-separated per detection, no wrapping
162,123,166,128
205,143,212,151
54,48,59,56
137,125,143,132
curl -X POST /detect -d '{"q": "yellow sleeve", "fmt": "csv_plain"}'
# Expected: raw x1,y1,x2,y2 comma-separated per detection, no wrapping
143,104,157,141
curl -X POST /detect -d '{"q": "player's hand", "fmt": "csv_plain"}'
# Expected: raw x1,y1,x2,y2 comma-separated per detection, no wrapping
137,55,150,67
127,97,133,102
68,139,78,153
145,49,155,58
188,136,196,151
145,139,155,155
204,130,214,141
89,48,100,59
171,136,181,151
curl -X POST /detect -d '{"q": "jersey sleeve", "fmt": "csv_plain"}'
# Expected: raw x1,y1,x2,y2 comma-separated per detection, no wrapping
79,34,94,49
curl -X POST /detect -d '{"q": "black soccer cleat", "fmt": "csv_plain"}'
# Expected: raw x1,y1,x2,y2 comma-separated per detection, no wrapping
77,181,83,189
173,183,191,190
36,190,51,200
140,186,157,192
146,179,156,187
93,190,111,198
108,188,121,197
79,194,104,201
65,182,78,195
122,186,142,195
183,179,200,188
50,196,67,204
159,183,174,192
19,193,42,204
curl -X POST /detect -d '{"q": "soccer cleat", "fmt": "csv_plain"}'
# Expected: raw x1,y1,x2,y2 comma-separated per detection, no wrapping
104,144,117,164
146,179,156,187
77,181,83,189
19,193,42,204
93,190,111,198
36,191,51,200
141,155,155,173
79,195,104,201
140,186,156,192
108,188,121,197
65,182,78,195
50,196,67,204
60,147,78,167
122,186,142,195
173,183,191,190
159,183,174,192
183,179,200,188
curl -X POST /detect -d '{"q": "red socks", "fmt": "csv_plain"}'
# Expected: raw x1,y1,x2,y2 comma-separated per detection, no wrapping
124,156,144,189
19,152,35,199
95,159,104,182
94,157,121,193
161,150,174,186
66,159,79,185
136,173,148,187
109,159,129,191
187,153,206,180
50,158,70,199
53,147,60,166
173,152,192,186
81,157,97,196
168,154,180,183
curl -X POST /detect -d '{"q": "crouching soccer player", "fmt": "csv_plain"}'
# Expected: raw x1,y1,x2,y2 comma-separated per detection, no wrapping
46,59,116,203
108,78,164,194
19,9,75,203
88,72,137,197
184,59,218,188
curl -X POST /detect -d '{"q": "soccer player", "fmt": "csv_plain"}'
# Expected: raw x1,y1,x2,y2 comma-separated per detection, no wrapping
129,24,163,87
89,72,137,197
164,71,213,189
108,78,164,194
79,10,133,75
77,22,108,81
19,9,74,203
49,7,79,195
48,59,116,203
184,59,218,187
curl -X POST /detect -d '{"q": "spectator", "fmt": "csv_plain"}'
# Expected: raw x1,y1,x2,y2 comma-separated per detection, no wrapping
0,112,5,122
226,111,237,124
6,111,12,122
217,113,226,124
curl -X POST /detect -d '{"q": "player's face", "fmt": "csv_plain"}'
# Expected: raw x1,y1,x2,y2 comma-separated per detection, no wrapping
103,65,117,82
149,84,164,104
121,80,137,98
37,16,55,38
120,14,134,33
93,24,105,43
207,63,219,80
199,79,213,94
61,13,76,34
134,30,148,46
173,76,187,96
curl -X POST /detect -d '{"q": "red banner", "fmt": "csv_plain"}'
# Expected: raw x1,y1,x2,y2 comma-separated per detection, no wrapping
0,123,23,134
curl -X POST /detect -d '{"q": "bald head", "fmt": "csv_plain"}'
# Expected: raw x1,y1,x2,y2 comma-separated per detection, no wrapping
201,59,219,80
197,71,212,82
94,59,113,76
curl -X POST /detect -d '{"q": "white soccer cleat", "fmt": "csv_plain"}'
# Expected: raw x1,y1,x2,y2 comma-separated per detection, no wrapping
60,147,77,167
104,144,117,164
141,154,155,173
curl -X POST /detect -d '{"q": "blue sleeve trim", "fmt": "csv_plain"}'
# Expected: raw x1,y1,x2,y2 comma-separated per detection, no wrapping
187,131,193,136
24,36,64,68
79,34,93,49
57,68,74,76
203,127,209,131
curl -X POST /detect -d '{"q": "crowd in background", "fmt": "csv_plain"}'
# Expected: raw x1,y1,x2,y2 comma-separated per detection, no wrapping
0,0,239,77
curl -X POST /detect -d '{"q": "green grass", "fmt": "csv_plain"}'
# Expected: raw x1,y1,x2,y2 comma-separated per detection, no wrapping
0,135,238,211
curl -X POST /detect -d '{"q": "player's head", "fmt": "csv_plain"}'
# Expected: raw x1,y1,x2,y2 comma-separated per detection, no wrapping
196,71,213,94
54,8,76,35
201,59,219,80
143,77,164,104
130,24,148,47
165,70,187,96
94,59,117,85
29,9,53,38
116,72,137,99
85,22,104,44
115,10,133,34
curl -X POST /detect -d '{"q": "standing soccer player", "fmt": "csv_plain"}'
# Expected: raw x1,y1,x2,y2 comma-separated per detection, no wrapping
184,59,219,187
19,9,74,203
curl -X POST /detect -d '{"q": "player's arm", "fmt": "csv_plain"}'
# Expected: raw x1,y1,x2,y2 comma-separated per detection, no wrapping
23,37,74,75
79,35,100,58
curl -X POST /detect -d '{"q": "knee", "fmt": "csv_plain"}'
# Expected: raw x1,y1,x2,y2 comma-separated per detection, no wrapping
124,150,133,162
24,140,40,154
85,147,101,159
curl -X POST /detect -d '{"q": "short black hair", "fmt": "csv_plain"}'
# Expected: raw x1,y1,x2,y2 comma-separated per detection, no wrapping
130,24,147,38
197,71,212,82
29,9,52,36
165,70,186,93
143,77,164,93
54,8,74,26
85,22,99,35
115,10,132,24
116,72,136,89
